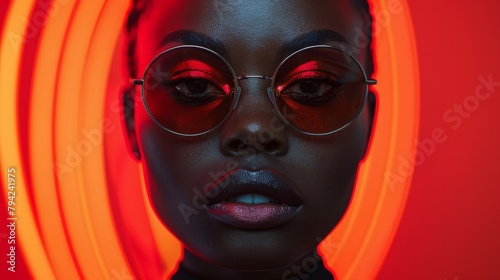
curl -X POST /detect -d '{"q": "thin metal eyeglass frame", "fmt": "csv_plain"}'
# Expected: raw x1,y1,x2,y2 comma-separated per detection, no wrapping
130,44,377,137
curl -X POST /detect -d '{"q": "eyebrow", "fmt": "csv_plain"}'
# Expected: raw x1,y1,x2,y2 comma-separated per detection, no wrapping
277,29,349,60
157,29,348,61
157,30,228,56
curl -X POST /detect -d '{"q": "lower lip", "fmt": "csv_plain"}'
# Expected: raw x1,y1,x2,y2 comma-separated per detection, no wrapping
207,202,301,230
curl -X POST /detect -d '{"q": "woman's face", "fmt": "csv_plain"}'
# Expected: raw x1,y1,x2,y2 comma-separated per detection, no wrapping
127,0,374,270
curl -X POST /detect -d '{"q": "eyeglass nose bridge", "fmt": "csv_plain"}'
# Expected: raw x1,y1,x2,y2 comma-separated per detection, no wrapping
232,75,275,110
237,75,273,80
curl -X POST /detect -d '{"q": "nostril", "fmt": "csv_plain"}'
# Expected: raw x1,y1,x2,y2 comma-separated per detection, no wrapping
227,140,247,156
222,136,286,156
220,120,289,157
264,140,280,155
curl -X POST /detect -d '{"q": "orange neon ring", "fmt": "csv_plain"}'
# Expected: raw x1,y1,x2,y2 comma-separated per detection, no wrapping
0,0,419,279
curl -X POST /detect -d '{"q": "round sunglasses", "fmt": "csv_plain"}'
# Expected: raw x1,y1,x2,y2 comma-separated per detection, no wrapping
130,44,377,136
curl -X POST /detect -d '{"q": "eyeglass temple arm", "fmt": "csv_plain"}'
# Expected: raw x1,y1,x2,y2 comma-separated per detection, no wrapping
367,79,377,85
129,78,143,85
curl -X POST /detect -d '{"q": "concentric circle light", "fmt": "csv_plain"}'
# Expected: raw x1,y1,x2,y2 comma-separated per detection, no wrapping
0,1,419,279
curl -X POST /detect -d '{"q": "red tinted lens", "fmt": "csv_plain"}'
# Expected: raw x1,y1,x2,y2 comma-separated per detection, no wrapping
274,47,367,134
143,47,235,135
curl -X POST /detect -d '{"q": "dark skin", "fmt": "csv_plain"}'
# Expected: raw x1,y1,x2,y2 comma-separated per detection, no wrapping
123,1,375,279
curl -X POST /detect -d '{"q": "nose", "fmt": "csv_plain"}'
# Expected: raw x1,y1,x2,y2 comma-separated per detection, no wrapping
219,79,288,157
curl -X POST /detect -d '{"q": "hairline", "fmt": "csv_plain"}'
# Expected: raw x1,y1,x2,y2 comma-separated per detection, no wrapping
125,0,374,78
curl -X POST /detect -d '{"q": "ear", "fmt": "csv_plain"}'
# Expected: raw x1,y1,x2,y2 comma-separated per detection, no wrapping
121,88,141,161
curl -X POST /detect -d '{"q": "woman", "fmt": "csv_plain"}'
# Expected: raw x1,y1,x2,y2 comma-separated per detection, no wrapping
122,1,377,279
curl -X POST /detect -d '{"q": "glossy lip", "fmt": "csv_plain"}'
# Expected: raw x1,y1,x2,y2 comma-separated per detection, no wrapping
206,169,303,230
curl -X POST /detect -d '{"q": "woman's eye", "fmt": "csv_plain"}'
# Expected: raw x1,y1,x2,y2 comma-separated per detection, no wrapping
281,78,341,104
174,78,216,95
296,79,323,94
160,74,229,105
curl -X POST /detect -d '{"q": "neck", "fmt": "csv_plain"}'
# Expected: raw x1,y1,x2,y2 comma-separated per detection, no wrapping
173,248,334,280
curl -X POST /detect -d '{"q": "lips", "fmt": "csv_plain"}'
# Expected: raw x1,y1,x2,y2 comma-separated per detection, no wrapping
205,169,303,230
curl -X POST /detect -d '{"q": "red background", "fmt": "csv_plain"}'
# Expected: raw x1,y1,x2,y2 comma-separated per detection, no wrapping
377,1,500,279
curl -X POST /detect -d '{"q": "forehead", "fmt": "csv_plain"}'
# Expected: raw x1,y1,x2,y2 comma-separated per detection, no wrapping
137,0,366,72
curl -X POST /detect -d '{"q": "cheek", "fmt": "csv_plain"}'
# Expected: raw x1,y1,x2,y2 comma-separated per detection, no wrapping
135,107,223,223
288,106,369,180
286,109,370,226
137,121,210,193
319,107,370,188
290,136,362,204
134,106,190,222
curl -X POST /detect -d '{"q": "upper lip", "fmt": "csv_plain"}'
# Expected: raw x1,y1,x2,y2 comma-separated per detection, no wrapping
207,169,303,206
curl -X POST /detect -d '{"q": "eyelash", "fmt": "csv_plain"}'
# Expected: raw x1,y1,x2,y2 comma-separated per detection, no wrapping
159,72,227,105
279,71,342,102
